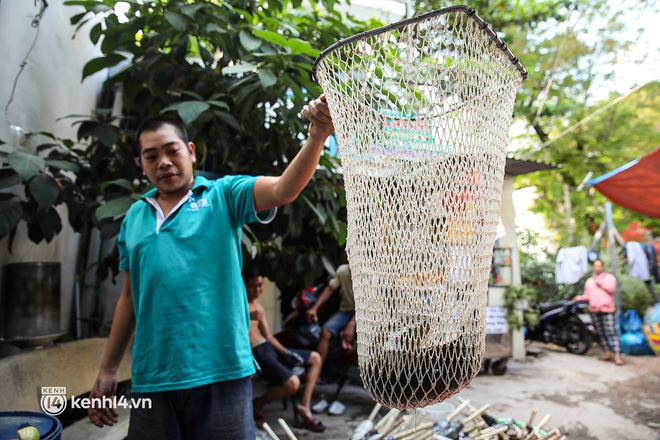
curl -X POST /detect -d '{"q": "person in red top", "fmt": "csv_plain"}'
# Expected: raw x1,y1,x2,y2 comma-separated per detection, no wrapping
573,260,623,365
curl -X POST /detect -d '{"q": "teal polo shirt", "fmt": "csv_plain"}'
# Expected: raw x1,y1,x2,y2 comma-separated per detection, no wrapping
118,175,275,393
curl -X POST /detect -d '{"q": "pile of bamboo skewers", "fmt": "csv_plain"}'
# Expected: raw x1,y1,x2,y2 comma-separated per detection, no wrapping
349,398,567,440
256,398,567,440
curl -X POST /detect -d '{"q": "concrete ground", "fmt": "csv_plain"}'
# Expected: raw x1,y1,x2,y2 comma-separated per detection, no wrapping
255,342,660,440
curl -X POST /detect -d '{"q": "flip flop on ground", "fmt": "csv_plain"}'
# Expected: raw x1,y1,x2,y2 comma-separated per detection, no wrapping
293,405,326,432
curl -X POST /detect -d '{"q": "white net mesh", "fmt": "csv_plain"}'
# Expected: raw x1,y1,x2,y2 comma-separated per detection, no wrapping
314,7,524,409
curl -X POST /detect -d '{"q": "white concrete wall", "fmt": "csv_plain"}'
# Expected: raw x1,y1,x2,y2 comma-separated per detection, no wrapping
494,175,525,359
0,1,105,334
259,278,282,334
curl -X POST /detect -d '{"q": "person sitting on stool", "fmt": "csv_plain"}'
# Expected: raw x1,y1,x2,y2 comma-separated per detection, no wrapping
246,274,326,432
306,264,355,364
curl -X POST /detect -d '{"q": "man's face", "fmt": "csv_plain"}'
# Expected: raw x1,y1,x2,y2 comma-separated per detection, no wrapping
137,124,196,199
246,276,264,301
593,260,604,274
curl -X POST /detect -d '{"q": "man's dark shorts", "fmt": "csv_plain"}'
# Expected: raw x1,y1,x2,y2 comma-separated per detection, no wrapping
252,341,311,386
128,377,254,439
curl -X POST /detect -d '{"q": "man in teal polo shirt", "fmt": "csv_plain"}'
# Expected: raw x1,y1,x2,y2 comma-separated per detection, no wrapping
87,96,334,439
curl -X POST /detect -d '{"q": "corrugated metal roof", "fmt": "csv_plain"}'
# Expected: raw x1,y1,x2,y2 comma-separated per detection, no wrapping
505,156,560,176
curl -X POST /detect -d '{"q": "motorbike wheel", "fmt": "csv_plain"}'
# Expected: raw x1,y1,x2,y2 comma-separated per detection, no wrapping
491,359,507,376
564,318,592,355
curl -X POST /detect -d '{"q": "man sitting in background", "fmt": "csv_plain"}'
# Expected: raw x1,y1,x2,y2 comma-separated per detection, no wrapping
245,274,326,432
306,264,355,363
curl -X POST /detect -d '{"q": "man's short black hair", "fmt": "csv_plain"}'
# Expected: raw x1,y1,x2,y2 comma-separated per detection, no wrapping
242,270,262,286
135,115,189,156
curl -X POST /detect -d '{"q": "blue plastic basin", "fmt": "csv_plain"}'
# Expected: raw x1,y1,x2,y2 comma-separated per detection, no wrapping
0,411,62,440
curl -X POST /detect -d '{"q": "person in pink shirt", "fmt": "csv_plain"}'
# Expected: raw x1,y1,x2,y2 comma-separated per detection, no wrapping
573,260,623,365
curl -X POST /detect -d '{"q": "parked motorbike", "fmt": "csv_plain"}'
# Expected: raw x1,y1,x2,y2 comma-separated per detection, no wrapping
525,300,596,355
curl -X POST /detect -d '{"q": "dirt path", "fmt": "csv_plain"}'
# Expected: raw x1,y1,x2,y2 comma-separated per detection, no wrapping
256,343,660,439
457,345,659,439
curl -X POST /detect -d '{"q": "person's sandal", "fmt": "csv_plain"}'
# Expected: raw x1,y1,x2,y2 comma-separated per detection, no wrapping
293,407,326,432
253,404,266,429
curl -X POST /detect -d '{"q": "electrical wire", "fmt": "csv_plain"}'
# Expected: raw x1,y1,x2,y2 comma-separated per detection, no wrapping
4,0,48,129
536,80,651,150
532,1,579,125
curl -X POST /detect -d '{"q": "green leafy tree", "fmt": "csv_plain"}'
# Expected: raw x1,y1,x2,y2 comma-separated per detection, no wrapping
60,0,386,291
413,0,659,241
517,82,660,245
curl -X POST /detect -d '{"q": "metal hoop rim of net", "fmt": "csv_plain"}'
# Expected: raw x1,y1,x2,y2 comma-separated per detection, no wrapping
311,5,528,83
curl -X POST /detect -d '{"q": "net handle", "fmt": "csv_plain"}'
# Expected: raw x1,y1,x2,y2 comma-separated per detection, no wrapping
311,5,528,83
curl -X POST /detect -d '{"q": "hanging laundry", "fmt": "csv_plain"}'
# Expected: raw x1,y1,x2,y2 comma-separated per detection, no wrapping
640,242,660,284
495,216,506,241
555,246,588,284
626,242,650,282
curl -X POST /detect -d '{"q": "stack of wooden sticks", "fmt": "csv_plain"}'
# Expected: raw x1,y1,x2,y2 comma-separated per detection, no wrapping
349,398,567,440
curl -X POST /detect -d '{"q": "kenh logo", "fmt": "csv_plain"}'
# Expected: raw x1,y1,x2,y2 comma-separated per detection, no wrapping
188,198,210,211
40,387,67,416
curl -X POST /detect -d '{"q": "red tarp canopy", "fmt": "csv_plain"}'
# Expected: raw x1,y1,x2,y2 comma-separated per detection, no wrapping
588,149,660,218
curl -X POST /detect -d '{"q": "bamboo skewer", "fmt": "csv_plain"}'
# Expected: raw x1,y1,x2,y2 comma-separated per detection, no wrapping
448,398,472,420
369,403,384,420
462,404,491,427
351,403,384,440
540,428,561,440
525,414,551,440
382,416,406,437
261,422,281,440
278,418,297,440
415,429,435,440
375,408,400,432
392,421,434,439
474,424,508,440
527,409,537,428
413,412,427,427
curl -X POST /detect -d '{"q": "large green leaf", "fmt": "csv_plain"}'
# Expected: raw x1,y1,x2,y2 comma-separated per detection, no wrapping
177,101,211,125
208,100,230,111
215,111,242,131
95,196,136,221
0,168,23,188
288,38,319,57
28,175,61,210
180,3,206,18
221,62,257,75
258,69,277,88
99,219,122,240
164,11,188,32
100,178,136,192
45,159,81,173
37,208,62,243
91,124,121,147
8,151,45,180
252,29,289,48
300,194,327,224
82,53,128,79
0,200,23,240
240,30,262,51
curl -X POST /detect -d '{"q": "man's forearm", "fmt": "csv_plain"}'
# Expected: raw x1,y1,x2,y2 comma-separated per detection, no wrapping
275,135,326,205
311,285,335,312
99,276,136,376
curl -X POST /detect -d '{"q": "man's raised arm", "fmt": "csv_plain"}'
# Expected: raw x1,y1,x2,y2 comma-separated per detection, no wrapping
253,95,334,212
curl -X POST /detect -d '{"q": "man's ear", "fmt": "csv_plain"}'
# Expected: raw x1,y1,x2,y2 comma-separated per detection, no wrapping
136,157,146,175
188,142,197,163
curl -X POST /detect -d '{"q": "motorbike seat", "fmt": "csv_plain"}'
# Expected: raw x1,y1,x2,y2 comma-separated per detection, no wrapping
539,300,570,314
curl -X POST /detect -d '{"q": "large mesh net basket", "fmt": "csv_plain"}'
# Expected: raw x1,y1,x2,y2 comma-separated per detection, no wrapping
312,6,526,410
